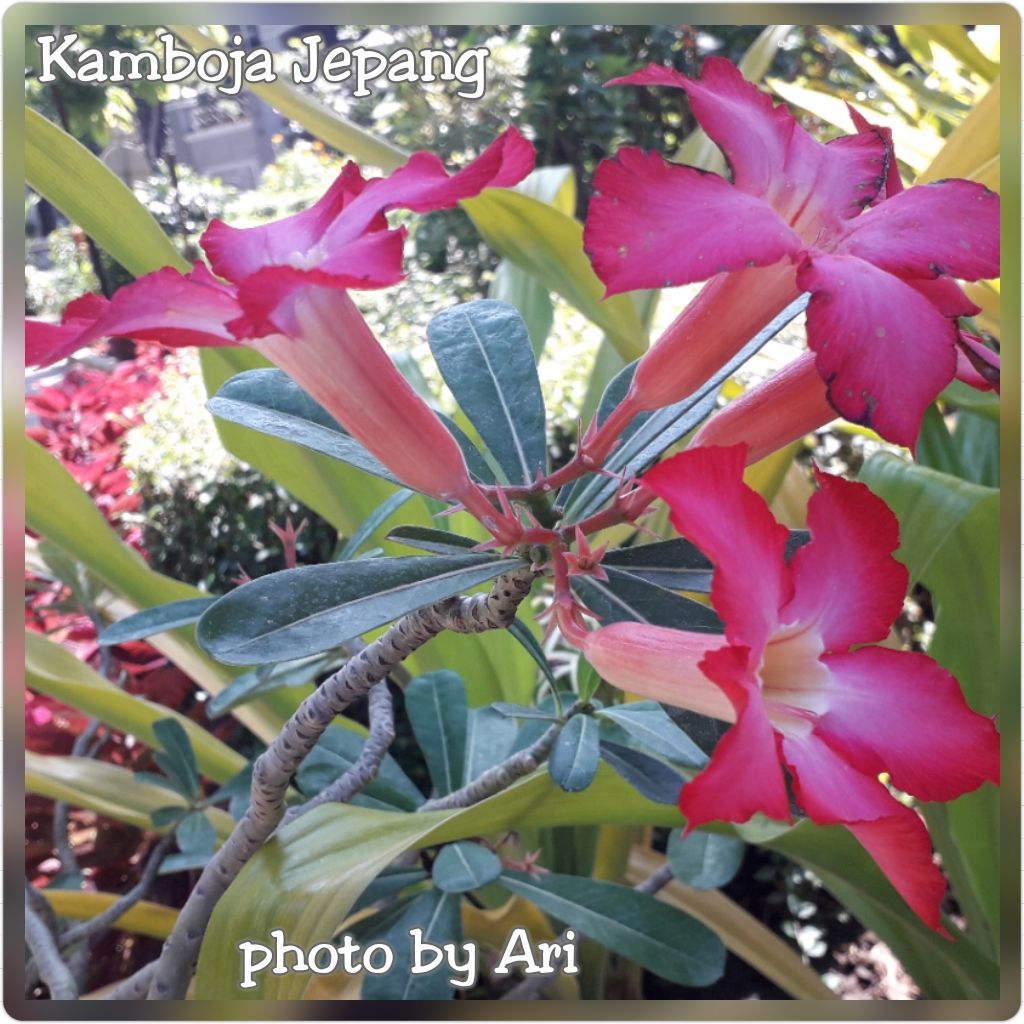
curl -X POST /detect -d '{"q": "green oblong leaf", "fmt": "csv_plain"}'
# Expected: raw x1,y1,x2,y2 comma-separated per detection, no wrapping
428,300,547,486
571,567,722,632
207,369,400,484
596,702,707,768
548,714,600,793
667,829,746,890
26,107,187,276
99,598,216,645
599,742,686,805
196,554,522,665
385,525,478,556
433,842,503,893
152,718,200,799
497,870,726,987
405,671,468,796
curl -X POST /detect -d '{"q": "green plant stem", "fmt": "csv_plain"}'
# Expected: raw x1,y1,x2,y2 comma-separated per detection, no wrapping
147,567,536,1000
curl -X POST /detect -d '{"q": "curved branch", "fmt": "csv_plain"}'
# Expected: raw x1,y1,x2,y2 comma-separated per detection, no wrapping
147,566,535,999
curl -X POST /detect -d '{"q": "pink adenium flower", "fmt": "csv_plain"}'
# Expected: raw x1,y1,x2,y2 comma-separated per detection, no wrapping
25,130,535,538
560,445,999,930
582,58,1000,451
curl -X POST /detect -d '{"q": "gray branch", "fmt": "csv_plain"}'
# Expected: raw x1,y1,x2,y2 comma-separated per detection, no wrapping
418,720,564,813
25,890,77,1000
146,567,535,1000
59,835,173,950
105,961,158,1000
281,680,395,826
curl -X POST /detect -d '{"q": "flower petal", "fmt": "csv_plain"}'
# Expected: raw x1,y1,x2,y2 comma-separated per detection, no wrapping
955,331,1000,393
839,180,1000,282
781,730,947,931
782,469,908,650
609,59,887,229
679,644,791,831
846,103,904,199
201,128,534,285
581,623,735,722
643,445,792,652
584,148,800,296
819,646,999,803
27,266,238,368
798,252,958,448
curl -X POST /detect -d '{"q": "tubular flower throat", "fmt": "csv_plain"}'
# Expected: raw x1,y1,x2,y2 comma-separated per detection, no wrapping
568,445,999,931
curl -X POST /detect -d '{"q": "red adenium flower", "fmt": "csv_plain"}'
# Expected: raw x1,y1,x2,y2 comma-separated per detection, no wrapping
561,445,999,930
25,130,535,539
582,59,1000,451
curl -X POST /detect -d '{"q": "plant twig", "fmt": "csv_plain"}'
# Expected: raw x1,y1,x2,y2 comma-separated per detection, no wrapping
25,890,78,1000
58,835,174,950
147,567,535,999
105,962,158,1000
418,717,568,813
281,680,395,826
501,860,675,1000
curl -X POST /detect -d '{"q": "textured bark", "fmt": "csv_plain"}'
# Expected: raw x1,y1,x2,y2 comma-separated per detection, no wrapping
147,567,535,1000
25,890,77,1000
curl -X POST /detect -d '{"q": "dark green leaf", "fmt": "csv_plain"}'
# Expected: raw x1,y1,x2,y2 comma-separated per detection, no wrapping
507,619,558,688
603,540,714,592
385,525,480,556
406,671,468,796
158,851,213,876
662,708,731,758
571,567,722,632
599,742,686,805
336,490,414,561
562,294,809,519
99,598,216,645
152,718,200,799
351,867,429,914
464,707,518,780
497,871,725,987
361,889,462,1000
207,369,399,484
490,702,559,721
433,842,503,893
150,805,187,829
428,300,547,486
297,728,424,811
667,829,745,890
438,413,498,484
548,714,600,792
176,811,217,856
133,770,187,795
596,702,707,768
197,554,523,665
207,655,337,719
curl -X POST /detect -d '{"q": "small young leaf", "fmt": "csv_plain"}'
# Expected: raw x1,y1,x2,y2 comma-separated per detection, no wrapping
176,811,217,856
599,742,686,805
496,871,725,987
596,702,707,768
667,829,746,890
384,525,480,556
548,714,600,792
150,805,187,829
361,889,462,1000
99,598,216,645
197,554,523,665
576,658,602,702
158,851,213,876
428,300,548,486
405,671,468,796
433,842,503,893
152,718,200,799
